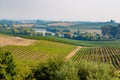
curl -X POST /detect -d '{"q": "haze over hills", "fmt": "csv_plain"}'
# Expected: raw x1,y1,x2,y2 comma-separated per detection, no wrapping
0,0,120,22
0,0,120,80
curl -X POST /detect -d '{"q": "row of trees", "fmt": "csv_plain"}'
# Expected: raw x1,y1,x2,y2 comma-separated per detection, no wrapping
26,60,119,80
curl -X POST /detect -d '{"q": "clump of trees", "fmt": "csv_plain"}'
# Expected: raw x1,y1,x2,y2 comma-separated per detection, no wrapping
72,32,101,41
101,24,120,40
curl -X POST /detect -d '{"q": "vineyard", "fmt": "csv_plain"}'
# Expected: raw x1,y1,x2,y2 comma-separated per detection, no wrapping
71,47,120,70
2,40,76,66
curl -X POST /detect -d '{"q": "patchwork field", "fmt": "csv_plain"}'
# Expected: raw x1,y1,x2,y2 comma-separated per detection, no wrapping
0,34,120,79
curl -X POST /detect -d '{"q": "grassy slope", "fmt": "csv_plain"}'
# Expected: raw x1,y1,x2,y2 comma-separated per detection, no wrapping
1,39,76,77
2,40,76,66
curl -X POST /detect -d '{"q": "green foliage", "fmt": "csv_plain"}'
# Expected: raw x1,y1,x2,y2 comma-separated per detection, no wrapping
77,61,118,80
0,50,16,80
56,61,79,80
26,60,118,80
27,59,64,80
101,24,120,40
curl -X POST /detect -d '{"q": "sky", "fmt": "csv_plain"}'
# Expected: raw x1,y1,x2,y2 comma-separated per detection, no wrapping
0,0,120,22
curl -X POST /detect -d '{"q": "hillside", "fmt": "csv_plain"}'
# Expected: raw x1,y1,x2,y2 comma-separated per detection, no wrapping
1,38,76,66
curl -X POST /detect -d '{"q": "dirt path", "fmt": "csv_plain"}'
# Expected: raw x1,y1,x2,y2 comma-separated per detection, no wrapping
65,46,82,62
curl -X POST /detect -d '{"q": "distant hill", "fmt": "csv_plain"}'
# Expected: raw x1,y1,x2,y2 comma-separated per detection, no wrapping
47,20,117,30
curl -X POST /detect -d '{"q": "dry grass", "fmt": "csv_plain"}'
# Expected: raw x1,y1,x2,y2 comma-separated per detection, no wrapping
48,22,74,26
13,23,35,27
0,34,36,46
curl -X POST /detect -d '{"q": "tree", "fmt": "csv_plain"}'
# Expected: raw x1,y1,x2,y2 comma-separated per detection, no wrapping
76,30,80,35
27,59,63,80
0,50,16,80
101,24,120,40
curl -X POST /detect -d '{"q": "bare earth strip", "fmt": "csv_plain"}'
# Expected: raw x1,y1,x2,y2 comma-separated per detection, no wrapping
65,46,82,62
0,35,36,46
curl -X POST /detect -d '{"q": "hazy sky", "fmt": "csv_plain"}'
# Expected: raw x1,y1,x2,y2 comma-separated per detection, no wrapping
0,0,120,22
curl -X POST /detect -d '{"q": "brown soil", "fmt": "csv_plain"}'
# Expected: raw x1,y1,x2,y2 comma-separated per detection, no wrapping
48,22,74,26
13,24,34,27
0,35,36,47
65,46,82,62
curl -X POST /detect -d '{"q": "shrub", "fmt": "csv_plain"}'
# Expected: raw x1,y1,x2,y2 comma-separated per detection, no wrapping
26,60,119,80
77,61,118,80
0,50,16,80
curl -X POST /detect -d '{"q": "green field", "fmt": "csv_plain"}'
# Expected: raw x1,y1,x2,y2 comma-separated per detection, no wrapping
1,39,76,78
19,35,120,48
2,40,76,66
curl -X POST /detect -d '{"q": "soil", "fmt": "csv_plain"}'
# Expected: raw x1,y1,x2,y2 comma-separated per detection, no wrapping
65,46,82,62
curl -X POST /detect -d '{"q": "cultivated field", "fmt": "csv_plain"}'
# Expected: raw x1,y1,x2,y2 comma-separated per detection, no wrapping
48,22,74,26
1,34,77,77
13,23,34,27
0,34,36,46
71,47,120,70
2,40,76,66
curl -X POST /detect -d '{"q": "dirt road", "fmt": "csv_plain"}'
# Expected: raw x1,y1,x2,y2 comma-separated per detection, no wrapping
65,46,82,62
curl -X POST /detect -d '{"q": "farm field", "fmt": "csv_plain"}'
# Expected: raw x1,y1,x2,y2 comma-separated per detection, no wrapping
13,23,34,28
1,39,76,77
0,34,36,46
2,40,76,66
71,47,120,70
0,34,120,79
48,22,74,26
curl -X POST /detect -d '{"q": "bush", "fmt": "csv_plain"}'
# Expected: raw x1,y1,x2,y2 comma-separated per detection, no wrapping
56,61,79,80
27,59,64,80
0,50,16,80
77,61,118,80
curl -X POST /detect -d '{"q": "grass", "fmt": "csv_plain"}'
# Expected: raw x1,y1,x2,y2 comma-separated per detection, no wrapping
18,35,120,48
